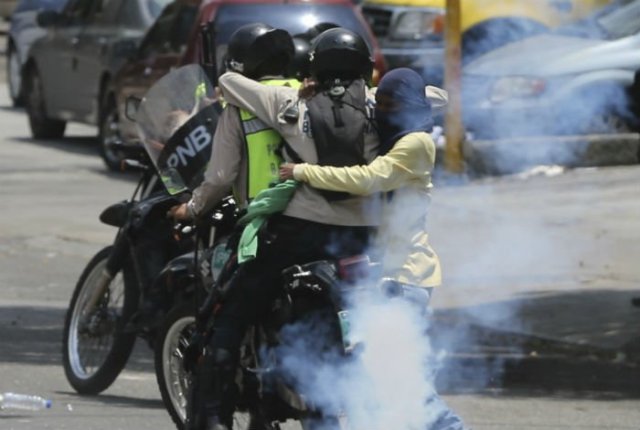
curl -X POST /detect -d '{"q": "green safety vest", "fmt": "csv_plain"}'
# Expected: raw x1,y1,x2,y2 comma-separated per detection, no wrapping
236,78,300,201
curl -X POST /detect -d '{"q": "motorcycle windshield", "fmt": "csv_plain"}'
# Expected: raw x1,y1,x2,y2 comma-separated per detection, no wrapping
136,64,220,195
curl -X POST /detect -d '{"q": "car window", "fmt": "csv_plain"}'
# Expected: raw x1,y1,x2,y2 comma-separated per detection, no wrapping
117,0,143,27
14,0,67,13
214,4,370,45
213,4,373,68
557,0,640,39
91,0,124,25
138,2,198,58
62,0,95,25
597,0,640,38
144,0,173,19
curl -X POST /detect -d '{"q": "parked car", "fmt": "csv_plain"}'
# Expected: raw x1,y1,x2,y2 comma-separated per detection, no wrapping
113,0,201,149
0,0,19,19
22,0,172,169
359,0,612,84
6,0,68,106
462,0,640,140
114,0,385,149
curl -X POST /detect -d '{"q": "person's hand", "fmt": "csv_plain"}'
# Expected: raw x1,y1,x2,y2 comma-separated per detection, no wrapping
279,163,296,180
298,78,318,99
168,203,190,221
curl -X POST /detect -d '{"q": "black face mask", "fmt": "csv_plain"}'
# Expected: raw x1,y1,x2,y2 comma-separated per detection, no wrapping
374,68,434,155
375,108,433,155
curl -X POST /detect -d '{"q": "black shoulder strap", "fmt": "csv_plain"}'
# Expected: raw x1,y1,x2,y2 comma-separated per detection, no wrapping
277,138,305,164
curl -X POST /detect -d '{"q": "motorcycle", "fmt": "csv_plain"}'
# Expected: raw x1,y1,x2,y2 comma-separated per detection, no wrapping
62,63,220,395
156,235,385,430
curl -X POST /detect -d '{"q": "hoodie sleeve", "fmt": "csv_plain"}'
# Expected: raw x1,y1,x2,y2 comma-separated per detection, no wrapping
294,133,435,195
425,86,448,114
218,72,298,130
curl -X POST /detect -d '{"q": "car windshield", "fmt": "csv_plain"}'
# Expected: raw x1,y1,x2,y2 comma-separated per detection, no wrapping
144,0,173,19
596,0,640,38
556,0,640,39
14,0,67,13
215,4,372,47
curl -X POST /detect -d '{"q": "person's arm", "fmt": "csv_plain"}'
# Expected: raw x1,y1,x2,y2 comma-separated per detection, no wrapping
289,133,435,195
170,108,242,220
218,72,297,130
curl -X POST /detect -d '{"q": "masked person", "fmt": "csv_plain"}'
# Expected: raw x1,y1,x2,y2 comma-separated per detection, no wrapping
279,68,468,430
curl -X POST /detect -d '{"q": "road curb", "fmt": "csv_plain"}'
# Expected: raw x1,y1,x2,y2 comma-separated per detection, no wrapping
460,133,640,176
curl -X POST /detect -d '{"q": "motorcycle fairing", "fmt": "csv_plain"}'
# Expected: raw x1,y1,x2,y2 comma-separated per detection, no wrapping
135,64,221,196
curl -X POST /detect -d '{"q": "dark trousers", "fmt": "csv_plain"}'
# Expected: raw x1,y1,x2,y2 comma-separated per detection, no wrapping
198,215,373,425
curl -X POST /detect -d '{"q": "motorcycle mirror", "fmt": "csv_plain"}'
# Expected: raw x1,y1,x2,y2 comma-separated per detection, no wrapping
124,96,142,122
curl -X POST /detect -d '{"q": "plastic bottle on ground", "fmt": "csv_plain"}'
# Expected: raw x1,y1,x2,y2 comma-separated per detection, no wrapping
0,393,52,411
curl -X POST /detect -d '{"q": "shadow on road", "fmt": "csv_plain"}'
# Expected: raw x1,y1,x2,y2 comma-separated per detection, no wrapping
0,105,24,113
2,287,640,403
432,288,640,399
0,306,153,372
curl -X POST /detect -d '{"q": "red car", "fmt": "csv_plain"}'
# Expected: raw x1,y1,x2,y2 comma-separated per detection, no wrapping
181,0,386,78
114,0,385,152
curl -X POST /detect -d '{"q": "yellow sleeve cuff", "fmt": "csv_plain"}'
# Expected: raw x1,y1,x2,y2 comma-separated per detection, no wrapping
293,163,308,181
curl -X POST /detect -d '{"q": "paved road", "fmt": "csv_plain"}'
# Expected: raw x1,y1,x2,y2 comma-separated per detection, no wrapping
0,25,639,427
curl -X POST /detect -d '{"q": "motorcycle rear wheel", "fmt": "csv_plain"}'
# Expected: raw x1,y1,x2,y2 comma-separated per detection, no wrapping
63,246,139,394
155,302,253,430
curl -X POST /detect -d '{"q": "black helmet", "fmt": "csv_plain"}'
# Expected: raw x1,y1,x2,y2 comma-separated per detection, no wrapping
309,28,374,84
225,23,294,79
302,22,339,41
287,37,312,81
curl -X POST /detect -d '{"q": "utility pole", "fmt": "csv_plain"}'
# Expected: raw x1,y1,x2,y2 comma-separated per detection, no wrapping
444,0,464,173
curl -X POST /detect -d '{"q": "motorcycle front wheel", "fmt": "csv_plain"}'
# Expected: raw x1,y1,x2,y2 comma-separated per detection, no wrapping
62,246,139,394
155,302,252,430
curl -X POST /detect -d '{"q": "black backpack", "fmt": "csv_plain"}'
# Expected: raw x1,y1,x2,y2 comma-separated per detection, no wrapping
305,79,369,200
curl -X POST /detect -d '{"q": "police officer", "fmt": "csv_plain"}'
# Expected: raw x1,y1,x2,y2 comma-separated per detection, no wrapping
167,23,299,430
171,23,299,220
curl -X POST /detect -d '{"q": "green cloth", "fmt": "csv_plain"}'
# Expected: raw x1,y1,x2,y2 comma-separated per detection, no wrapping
237,180,298,263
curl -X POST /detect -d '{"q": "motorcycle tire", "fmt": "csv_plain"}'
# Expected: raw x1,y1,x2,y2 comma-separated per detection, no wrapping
62,246,139,394
155,302,253,430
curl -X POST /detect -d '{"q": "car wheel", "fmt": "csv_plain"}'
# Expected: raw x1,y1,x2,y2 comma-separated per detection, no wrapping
99,95,125,171
7,42,23,107
585,113,635,135
25,66,66,139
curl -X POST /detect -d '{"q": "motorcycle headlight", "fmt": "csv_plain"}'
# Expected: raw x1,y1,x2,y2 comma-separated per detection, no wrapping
490,76,546,104
390,10,444,40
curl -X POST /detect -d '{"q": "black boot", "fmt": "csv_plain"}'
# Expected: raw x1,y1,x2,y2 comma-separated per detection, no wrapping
197,348,237,430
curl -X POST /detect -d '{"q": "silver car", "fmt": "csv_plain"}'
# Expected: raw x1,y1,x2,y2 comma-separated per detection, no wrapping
462,0,640,140
6,0,68,106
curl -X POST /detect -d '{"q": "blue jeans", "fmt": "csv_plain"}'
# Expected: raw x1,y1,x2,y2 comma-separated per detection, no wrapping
390,282,469,430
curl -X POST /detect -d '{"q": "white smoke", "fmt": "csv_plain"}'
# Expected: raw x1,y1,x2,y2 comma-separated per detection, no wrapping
454,3,640,174
275,288,451,430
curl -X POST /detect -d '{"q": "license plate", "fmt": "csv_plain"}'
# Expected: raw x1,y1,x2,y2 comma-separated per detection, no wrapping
337,310,353,353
